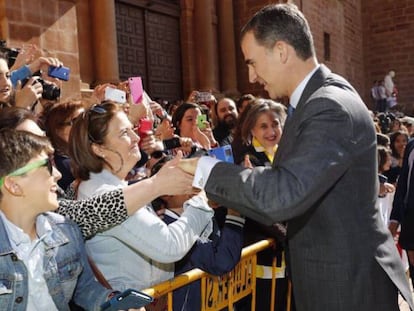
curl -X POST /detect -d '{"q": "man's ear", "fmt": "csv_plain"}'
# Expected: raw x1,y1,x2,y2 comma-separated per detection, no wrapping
91,143,105,158
274,41,288,64
3,177,24,197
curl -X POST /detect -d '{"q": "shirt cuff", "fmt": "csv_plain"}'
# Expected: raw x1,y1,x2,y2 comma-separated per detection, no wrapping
192,156,220,189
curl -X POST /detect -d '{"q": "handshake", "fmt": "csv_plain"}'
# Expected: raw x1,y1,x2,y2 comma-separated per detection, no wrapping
177,152,199,176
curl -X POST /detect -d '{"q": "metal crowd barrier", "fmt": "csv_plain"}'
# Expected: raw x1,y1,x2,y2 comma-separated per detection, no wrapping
141,238,292,311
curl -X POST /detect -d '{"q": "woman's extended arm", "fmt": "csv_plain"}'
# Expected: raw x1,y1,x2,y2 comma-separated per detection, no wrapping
122,151,193,212
56,152,193,239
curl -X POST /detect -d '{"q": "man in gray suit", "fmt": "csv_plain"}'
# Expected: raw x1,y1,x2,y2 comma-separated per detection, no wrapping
180,3,414,311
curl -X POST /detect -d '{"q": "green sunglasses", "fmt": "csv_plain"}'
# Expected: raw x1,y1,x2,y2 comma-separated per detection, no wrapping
0,157,54,188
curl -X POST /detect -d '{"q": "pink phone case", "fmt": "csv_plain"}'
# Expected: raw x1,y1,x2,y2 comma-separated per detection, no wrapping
129,77,143,104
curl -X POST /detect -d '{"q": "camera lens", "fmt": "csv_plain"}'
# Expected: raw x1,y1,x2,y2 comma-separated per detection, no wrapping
19,76,60,100
37,78,61,100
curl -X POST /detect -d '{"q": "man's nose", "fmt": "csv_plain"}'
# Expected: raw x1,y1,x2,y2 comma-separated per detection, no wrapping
248,67,257,83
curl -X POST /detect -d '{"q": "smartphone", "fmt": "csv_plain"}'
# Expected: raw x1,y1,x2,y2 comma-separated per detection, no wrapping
137,118,153,146
196,91,215,109
197,114,207,130
48,65,70,81
195,91,212,103
101,289,153,311
129,77,144,104
163,137,181,150
208,145,234,163
104,87,126,104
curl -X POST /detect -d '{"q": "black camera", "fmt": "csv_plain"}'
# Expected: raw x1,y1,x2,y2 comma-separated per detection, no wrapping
377,112,395,134
21,76,61,101
0,40,19,68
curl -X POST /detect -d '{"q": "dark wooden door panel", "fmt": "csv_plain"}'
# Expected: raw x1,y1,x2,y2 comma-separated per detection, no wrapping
115,1,182,101
115,2,146,83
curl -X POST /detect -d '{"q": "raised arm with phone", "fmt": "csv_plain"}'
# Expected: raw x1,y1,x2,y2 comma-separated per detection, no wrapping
129,76,144,104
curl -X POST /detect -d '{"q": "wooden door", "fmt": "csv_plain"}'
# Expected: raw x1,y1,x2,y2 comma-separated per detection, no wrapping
115,0,182,101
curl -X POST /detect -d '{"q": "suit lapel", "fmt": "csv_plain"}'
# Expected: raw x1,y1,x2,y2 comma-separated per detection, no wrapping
273,65,331,167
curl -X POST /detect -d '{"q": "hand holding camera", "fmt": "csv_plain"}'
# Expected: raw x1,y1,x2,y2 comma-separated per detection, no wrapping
14,76,43,109
18,57,68,103
20,75,61,101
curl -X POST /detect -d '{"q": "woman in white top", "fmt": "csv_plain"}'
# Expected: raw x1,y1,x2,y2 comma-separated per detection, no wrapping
69,101,213,290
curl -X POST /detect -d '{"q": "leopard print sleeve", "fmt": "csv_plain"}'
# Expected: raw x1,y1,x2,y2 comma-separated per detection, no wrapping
56,188,128,239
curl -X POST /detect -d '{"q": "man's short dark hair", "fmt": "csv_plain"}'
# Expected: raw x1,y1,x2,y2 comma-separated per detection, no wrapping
241,3,315,60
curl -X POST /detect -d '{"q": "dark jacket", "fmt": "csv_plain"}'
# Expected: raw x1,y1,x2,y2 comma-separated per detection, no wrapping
213,122,233,146
163,209,244,311
391,138,414,249
55,152,74,191
204,65,414,311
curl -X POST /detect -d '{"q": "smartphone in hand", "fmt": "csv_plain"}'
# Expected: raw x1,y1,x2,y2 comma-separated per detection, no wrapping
137,118,154,147
104,87,127,104
197,114,207,130
48,65,70,81
208,145,234,163
101,289,153,311
129,77,144,104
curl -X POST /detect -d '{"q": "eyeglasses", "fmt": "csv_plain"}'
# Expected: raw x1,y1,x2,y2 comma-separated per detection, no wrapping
82,104,107,121
87,104,107,143
0,157,54,188
90,104,107,115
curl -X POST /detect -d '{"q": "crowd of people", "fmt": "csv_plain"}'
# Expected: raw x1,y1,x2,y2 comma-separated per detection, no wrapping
374,107,414,299
0,3,413,311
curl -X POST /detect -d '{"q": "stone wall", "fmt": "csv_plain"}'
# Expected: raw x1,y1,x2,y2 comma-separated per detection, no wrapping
0,0,80,99
233,0,366,104
0,0,412,111
362,0,414,112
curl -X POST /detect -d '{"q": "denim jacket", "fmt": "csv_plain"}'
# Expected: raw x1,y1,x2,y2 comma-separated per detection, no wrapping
0,212,111,310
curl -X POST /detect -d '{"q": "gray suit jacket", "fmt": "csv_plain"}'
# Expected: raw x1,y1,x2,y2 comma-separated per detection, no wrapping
205,65,413,311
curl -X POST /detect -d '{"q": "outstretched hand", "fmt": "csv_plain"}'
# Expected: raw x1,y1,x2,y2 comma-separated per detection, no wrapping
178,155,200,176
153,151,194,195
